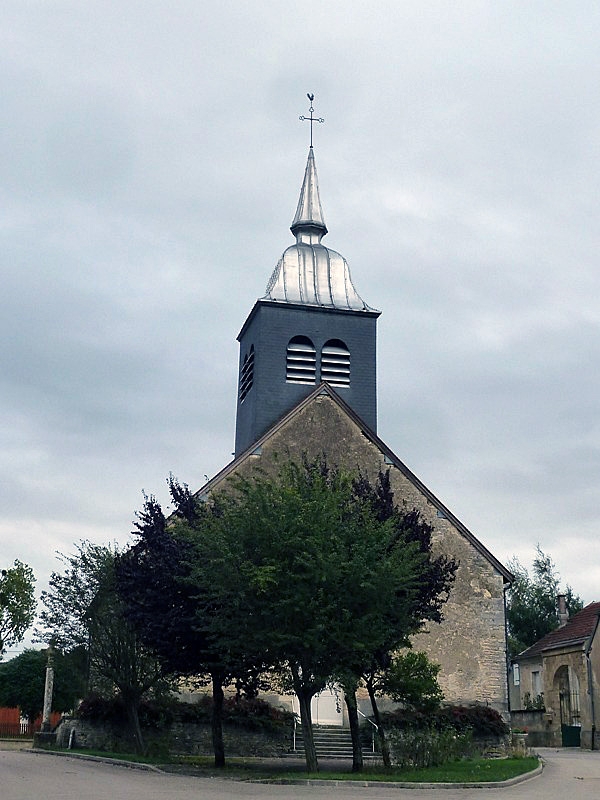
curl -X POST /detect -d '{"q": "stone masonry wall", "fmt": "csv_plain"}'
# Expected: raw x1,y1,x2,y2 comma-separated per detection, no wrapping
55,717,291,756
510,709,554,747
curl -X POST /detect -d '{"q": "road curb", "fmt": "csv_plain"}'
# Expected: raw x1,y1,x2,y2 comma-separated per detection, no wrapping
250,760,543,789
25,748,164,773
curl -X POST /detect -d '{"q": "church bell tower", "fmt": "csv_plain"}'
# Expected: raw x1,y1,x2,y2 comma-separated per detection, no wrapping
234,105,380,457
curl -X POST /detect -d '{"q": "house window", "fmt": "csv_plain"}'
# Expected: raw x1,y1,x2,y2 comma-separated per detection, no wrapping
513,664,520,685
286,336,316,384
532,670,542,698
239,346,254,402
321,339,350,386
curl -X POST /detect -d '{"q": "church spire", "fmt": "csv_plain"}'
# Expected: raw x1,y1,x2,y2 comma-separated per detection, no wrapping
262,141,376,312
290,147,328,241
292,96,327,241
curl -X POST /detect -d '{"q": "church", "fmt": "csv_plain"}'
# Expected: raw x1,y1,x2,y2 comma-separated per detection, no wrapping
195,119,512,724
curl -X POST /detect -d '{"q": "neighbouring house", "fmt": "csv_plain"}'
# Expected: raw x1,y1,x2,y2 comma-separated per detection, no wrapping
511,600,600,748
193,127,513,726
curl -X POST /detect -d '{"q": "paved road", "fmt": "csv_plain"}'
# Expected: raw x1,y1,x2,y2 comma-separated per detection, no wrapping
1,747,599,799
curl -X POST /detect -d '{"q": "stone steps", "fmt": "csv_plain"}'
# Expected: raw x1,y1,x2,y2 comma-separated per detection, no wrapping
291,725,379,760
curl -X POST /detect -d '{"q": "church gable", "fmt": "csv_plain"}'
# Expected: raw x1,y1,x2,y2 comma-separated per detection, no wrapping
206,384,510,584
198,384,510,713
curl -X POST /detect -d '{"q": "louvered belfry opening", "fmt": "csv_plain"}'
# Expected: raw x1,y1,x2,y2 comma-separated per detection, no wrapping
321,339,350,386
286,335,316,384
239,345,255,401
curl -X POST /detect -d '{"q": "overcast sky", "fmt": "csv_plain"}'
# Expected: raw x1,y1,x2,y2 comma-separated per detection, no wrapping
2,1,599,654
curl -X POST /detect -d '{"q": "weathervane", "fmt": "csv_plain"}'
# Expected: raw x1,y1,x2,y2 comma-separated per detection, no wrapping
299,93,324,148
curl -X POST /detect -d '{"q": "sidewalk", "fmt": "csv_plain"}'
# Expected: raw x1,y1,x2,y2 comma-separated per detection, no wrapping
0,738,34,750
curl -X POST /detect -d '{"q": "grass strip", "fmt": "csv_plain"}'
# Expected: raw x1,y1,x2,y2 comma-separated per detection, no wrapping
44,749,540,783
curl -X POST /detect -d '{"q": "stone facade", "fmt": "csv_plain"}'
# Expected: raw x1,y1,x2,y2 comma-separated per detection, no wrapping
202,387,511,717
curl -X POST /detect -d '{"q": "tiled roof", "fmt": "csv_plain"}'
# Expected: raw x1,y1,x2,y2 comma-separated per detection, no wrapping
517,601,600,659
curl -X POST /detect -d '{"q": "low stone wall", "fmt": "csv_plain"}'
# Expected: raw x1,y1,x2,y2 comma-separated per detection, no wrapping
510,709,556,747
55,717,292,757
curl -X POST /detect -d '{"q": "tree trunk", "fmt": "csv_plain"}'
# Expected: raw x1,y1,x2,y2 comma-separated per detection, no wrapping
296,688,319,772
290,664,318,773
211,672,226,768
344,686,363,773
124,695,146,755
366,679,391,768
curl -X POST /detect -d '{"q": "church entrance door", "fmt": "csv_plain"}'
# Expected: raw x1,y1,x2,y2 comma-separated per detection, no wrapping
311,687,343,726
292,686,343,726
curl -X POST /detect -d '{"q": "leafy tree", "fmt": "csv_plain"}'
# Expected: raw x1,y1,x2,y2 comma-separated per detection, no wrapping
506,545,584,658
202,459,383,772
0,561,36,658
36,542,165,753
0,647,86,721
380,651,443,713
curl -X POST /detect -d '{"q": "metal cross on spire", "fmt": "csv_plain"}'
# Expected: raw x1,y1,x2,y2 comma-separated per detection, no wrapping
299,93,324,148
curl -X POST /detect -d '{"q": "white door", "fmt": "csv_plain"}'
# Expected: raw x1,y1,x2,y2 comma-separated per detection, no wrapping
311,686,343,726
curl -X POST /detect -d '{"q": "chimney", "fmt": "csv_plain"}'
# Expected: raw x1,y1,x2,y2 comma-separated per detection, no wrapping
557,594,569,628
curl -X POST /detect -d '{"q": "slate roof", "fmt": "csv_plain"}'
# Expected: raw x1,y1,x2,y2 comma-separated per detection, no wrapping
517,601,600,660
195,382,513,584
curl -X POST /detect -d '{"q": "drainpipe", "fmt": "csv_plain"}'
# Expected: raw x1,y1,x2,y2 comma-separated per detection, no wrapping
503,585,512,714
584,613,600,751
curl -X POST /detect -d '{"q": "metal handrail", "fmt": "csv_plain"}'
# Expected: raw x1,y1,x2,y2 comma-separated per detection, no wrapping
357,708,378,730
357,709,378,753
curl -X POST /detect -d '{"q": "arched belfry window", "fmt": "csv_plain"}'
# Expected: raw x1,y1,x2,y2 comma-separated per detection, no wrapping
239,345,255,402
321,339,350,386
286,336,316,384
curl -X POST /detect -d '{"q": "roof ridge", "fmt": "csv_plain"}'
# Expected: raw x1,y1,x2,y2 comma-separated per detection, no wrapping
517,601,600,659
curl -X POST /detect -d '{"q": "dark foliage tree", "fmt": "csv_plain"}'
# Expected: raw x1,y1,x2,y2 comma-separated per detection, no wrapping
36,542,165,753
506,545,584,659
115,479,259,768
341,470,457,768
0,647,86,721
0,561,36,658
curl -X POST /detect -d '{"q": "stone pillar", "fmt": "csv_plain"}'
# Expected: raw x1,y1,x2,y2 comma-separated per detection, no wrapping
34,647,57,748
41,648,55,732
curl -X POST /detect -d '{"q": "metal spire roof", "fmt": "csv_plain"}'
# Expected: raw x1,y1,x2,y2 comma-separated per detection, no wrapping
290,146,327,238
262,147,378,313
